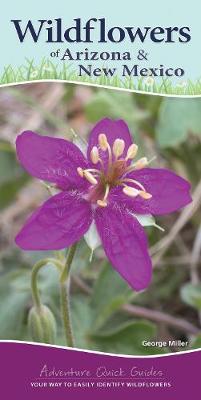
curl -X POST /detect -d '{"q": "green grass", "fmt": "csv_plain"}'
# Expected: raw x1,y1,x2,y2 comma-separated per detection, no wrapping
1,58,201,95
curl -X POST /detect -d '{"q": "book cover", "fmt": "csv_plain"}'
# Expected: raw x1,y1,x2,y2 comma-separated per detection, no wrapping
0,1,200,398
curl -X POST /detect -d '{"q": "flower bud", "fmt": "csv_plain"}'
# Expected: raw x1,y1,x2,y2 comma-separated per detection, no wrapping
28,305,56,344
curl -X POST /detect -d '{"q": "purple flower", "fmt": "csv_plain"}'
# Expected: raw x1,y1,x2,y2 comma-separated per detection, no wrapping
15,118,192,291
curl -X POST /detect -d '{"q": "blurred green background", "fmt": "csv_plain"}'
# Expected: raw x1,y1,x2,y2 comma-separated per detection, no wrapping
0,82,201,354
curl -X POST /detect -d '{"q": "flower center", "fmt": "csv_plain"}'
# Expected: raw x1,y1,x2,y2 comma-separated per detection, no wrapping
77,134,152,207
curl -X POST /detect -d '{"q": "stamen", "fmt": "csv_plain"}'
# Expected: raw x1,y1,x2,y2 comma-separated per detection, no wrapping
97,199,107,207
98,133,112,168
77,167,100,179
123,186,152,200
85,168,101,175
98,133,108,151
123,186,139,197
125,157,148,174
90,146,99,164
107,143,112,167
126,144,138,160
84,171,98,185
121,178,146,191
139,190,152,199
113,139,125,159
134,157,148,170
77,167,84,177
125,155,156,174
97,184,110,207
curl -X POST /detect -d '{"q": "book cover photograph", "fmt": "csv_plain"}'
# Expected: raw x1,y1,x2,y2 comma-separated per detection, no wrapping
0,1,200,399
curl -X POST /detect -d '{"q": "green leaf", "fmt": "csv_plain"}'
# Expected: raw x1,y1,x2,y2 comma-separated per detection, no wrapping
0,148,29,209
0,273,30,339
191,334,201,349
90,321,164,355
85,90,148,125
0,140,14,153
156,98,201,148
0,149,21,184
180,283,201,310
71,295,93,349
0,174,28,209
0,263,61,340
71,296,165,355
90,264,133,330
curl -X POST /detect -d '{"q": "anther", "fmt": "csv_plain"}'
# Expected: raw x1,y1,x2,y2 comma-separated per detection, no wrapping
90,146,99,164
126,144,138,160
122,178,145,191
98,133,112,167
98,133,108,151
134,157,148,170
83,171,98,185
139,190,152,199
113,139,125,158
97,184,110,207
77,167,84,177
97,199,107,207
123,186,139,197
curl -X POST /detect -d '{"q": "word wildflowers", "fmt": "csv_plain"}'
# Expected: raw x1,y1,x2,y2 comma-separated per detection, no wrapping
15,118,192,291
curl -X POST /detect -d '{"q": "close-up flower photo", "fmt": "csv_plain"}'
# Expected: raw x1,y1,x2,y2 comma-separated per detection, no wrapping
0,82,200,354
15,119,191,292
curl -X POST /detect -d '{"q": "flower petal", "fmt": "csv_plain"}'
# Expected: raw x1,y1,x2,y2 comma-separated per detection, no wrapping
15,191,92,250
87,118,133,168
95,203,152,291
126,168,192,215
108,186,150,215
16,131,88,190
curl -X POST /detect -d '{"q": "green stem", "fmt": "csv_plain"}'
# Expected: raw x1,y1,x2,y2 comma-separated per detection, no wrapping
60,243,78,283
60,243,78,347
31,258,63,310
30,245,77,348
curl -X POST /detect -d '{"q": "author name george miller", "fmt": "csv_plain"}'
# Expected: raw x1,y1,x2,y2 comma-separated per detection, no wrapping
142,340,189,348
